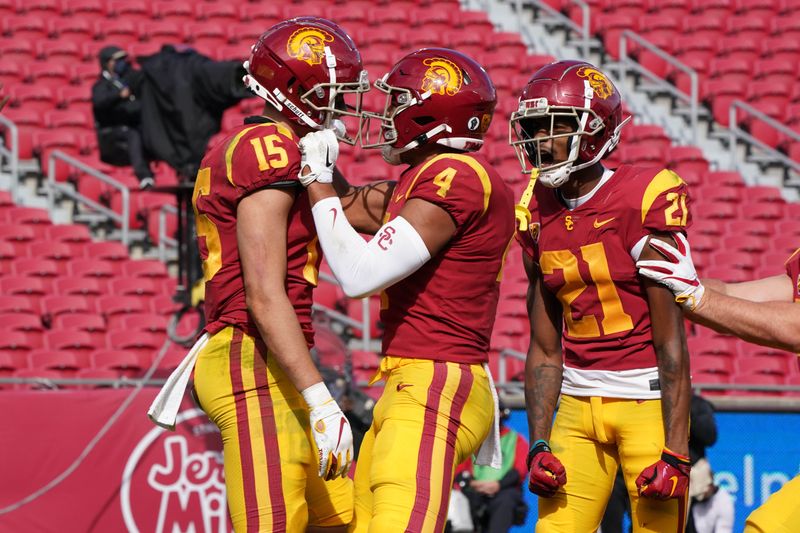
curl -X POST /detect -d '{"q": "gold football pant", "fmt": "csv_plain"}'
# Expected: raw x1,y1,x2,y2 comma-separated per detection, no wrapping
537,395,688,533
350,356,494,533
193,327,353,532
744,475,800,533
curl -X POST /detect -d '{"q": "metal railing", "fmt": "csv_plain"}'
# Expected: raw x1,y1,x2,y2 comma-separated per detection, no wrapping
156,203,178,262
617,30,699,145
0,114,20,200
728,100,800,175
45,150,132,245
526,0,592,58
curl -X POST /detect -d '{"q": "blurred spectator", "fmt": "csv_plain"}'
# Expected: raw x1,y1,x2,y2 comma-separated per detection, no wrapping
601,393,718,533
687,458,734,533
451,402,529,533
91,45,154,189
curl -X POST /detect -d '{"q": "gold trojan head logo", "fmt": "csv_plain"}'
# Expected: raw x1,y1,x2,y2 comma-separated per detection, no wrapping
576,66,614,99
421,57,463,96
286,27,335,66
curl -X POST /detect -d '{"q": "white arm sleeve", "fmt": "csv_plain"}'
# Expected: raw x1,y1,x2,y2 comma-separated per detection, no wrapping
311,196,432,299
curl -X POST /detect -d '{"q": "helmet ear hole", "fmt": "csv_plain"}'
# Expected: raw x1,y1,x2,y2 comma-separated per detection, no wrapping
412,116,436,126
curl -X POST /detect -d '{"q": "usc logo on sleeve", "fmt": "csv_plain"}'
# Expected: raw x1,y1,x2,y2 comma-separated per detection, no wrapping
577,66,614,99
286,27,334,66
421,57,463,96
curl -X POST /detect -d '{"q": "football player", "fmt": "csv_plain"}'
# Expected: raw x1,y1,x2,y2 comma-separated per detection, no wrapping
297,48,516,531
637,237,800,533
189,17,368,532
510,60,693,532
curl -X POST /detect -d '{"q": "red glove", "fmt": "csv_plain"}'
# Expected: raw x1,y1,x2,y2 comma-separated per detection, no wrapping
636,448,691,499
527,440,567,497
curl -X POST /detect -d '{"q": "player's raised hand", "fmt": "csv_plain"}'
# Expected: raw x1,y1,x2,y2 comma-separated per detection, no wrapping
636,448,691,500
301,382,354,480
298,129,339,187
636,232,705,310
527,440,567,497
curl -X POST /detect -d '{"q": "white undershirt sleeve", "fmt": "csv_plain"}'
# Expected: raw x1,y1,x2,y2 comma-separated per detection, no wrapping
311,196,432,299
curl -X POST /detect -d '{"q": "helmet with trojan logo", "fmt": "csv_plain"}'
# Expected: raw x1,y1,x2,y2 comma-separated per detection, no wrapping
360,48,496,164
243,17,369,144
509,60,629,187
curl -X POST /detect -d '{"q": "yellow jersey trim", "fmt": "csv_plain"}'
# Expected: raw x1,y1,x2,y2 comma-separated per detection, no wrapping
404,153,493,215
225,124,271,186
641,169,685,224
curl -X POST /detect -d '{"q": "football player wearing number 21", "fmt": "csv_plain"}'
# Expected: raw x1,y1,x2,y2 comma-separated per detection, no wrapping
297,49,515,531
188,18,370,532
511,61,694,532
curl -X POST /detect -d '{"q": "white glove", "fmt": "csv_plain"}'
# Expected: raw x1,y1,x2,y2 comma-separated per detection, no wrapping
636,232,705,311
301,382,354,480
298,129,338,187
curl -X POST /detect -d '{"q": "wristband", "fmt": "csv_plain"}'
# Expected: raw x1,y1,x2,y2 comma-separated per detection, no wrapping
301,382,332,409
661,447,691,468
526,439,551,470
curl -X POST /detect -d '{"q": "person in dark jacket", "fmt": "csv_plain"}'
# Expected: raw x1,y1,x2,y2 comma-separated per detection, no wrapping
91,45,154,189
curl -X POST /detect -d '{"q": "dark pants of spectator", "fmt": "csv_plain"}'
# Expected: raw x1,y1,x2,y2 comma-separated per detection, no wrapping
465,487,524,533
601,471,631,533
97,125,152,183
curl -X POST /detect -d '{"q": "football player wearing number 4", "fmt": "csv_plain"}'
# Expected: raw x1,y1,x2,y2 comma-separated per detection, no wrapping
637,238,800,533
188,18,370,532
511,60,694,532
298,48,516,532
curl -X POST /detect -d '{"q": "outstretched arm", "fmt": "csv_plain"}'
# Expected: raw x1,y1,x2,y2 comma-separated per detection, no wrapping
637,236,800,352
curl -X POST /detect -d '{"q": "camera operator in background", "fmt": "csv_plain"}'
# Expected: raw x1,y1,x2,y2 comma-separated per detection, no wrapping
452,402,529,533
92,45,154,189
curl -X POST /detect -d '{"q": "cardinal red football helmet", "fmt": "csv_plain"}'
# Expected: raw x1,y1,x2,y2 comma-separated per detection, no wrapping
243,17,369,143
509,60,629,187
360,48,496,164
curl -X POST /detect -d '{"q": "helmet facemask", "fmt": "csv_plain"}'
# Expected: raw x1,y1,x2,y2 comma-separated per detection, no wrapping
509,97,628,188
359,75,456,163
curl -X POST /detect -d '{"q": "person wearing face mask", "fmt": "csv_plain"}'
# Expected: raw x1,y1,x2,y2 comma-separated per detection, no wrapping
92,45,154,189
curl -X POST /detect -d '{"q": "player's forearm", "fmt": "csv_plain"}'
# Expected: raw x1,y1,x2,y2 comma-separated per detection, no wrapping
690,290,800,352
524,347,563,443
248,293,323,392
654,340,691,456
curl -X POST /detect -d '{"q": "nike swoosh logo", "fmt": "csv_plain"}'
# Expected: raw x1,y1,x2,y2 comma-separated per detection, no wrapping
396,383,413,392
335,417,346,448
325,147,333,168
593,217,615,229
668,475,678,497
329,207,337,227
394,192,405,203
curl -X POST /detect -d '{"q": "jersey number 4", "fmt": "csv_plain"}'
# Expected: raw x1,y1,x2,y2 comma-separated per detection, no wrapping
540,242,633,338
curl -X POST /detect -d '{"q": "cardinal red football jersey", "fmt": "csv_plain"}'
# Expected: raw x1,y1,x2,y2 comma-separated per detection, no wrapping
379,152,516,364
519,165,691,398
785,247,800,303
193,118,321,346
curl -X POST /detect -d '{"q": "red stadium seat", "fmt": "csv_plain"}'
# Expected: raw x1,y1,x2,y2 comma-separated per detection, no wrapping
12,258,59,280
96,295,149,327
108,277,162,297
120,313,168,335
53,313,107,346
691,354,734,376
40,295,93,325
27,242,74,274
725,219,773,238
68,258,116,280
28,350,87,376
186,21,229,50
195,2,238,22
0,313,44,346
91,349,146,378
138,20,185,42
75,368,121,388
0,295,38,315
106,330,164,360
704,265,753,282
85,240,129,263
151,0,193,20
44,329,99,353
2,14,48,39
0,241,16,276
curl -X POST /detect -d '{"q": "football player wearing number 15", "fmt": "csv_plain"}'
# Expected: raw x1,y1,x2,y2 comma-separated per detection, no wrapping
189,18,370,532
510,60,694,532
298,48,516,531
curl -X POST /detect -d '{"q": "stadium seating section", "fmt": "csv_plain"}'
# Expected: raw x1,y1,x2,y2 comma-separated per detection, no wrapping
0,0,798,395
